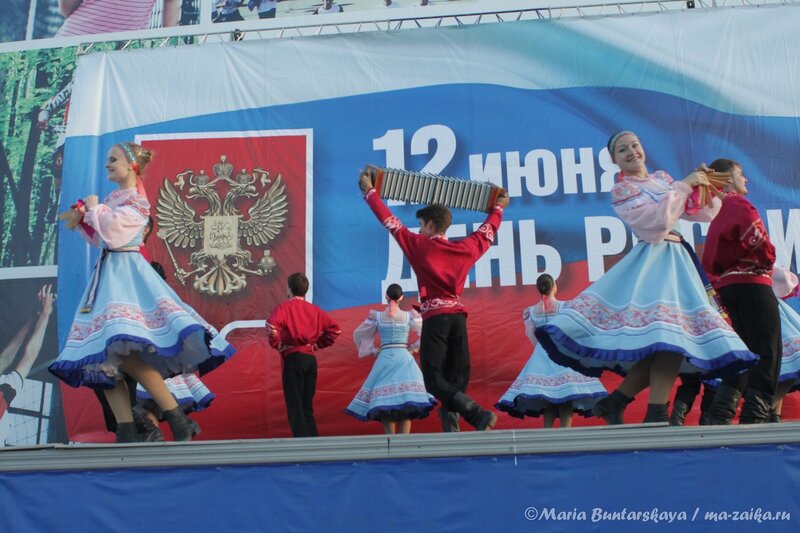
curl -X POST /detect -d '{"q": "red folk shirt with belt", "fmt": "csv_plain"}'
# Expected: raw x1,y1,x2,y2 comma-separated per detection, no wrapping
363,187,504,319
266,297,341,365
702,192,776,290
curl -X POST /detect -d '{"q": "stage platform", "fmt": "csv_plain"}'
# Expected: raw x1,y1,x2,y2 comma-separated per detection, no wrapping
1,424,798,532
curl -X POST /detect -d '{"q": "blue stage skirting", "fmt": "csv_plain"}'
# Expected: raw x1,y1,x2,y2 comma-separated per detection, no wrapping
1,442,797,532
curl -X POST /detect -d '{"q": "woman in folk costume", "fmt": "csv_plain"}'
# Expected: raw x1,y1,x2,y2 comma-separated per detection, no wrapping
345,283,437,434
768,267,800,422
50,142,235,442
496,274,607,427
535,131,757,424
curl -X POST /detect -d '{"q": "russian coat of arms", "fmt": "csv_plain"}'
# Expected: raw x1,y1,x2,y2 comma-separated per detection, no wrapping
155,154,288,296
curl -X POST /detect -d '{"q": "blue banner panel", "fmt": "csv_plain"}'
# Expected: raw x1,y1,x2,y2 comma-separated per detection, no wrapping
1,444,798,532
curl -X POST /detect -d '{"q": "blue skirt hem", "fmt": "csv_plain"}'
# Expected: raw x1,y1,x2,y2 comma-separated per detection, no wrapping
344,400,438,422
495,391,607,419
536,325,757,379
49,325,235,389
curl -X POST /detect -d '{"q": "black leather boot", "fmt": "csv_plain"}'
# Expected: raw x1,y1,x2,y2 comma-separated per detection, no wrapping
669,399,690,426
133,405,164,442
163,407,201,441
706,384,742,425
449,392,496,431
768,410,781,423
739,389,773,424
592,390,631,425
115,421,139,443
698,385,716,426
643,403,670,423
437,406,460,432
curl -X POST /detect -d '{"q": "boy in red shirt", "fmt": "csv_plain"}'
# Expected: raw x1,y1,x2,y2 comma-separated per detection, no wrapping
266,272,341,437
701,158,780,424
359,170,509,431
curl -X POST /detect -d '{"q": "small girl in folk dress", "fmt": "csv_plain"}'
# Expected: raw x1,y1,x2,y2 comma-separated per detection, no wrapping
345,284,437,434
50,142,235,442
496,274,607,427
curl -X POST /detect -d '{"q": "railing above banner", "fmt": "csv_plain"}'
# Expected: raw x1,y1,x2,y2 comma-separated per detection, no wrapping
0,0,798,55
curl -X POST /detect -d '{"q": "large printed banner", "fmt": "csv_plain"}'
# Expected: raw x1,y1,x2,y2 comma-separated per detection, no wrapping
57,6,800,441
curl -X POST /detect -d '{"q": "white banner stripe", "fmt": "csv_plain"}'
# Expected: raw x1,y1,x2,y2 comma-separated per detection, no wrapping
0,266,59,280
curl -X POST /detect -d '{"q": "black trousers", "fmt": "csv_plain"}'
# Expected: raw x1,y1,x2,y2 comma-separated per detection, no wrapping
419,313,471,410
93,374,137,432
673,374,716,414
282,352,319,438
718,284,781,397
673,374,702,408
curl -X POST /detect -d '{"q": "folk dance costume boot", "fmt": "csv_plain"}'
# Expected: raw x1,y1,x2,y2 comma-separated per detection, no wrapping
738,389,773,424
643,403,670,424
115,422,139,443
668,400,691,427
437,406,461,432
132,405,164,442
592,390,632,425
706,384,742,425
768,410,781,423
163,407,201,441
450,392,497,431
698,387,716,426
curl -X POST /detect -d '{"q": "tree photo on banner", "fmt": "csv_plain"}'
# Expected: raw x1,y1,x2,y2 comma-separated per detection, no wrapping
0,48,76,268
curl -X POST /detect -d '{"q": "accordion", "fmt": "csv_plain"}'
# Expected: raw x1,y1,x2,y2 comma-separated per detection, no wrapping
366,164,503,213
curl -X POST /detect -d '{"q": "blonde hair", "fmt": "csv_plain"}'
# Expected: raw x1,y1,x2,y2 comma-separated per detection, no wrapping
117,142,154,176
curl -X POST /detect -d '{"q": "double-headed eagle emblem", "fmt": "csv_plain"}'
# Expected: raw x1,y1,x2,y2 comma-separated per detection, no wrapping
156,155,288,296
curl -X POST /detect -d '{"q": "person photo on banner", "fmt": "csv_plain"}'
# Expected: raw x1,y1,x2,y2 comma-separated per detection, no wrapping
50,142,235,443
213,0,245,22
56,0,181,37
496,274,607,428
0,285,54,446
535,131,758,425
314,0,343,14
247,0,283,19
345,283,437,434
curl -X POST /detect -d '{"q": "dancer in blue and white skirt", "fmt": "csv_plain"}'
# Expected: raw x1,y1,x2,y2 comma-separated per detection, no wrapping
345,284,437,434
49,142,235,442
496,274,607,427
769,267,800,421
535,131,757,425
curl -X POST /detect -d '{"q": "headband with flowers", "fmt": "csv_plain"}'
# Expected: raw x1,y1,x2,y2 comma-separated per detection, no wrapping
117,142,140,175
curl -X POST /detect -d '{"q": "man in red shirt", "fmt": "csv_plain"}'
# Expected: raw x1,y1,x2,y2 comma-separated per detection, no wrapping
359,170,509,431
266,272,341,437
701,158,780,424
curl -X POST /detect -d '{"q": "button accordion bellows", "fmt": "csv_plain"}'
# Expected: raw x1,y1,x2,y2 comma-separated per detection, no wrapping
366,164,503,213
